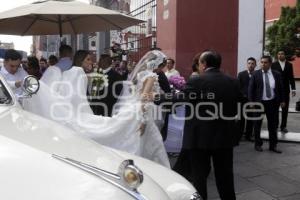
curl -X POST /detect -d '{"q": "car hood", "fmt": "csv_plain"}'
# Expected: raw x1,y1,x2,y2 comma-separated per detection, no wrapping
0,106,196,200
0,106,125,171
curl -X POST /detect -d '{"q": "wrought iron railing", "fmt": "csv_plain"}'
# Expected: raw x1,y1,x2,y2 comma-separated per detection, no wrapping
121,0,157,62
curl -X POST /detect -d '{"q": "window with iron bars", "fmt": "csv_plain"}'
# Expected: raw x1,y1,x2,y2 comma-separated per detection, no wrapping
122,0,157,62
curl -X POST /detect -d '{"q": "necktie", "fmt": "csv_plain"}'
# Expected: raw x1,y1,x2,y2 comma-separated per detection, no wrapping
264,72,271,98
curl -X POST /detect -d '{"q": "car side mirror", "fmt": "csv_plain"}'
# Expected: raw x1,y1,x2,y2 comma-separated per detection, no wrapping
22,75,40,97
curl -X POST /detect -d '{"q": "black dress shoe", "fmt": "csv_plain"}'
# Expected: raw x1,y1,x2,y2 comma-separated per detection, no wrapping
269,148,282,154
280,128,288,134
255,146,263,152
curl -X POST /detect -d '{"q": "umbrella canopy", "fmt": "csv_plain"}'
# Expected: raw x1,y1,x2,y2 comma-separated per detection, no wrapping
0,0,143,36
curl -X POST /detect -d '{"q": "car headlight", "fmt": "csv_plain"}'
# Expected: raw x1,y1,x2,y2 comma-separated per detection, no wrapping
119,160,143,190
190,192,202,200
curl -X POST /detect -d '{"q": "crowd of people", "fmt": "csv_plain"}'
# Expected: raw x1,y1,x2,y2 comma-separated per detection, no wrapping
0,45,297,200
238,51,296,153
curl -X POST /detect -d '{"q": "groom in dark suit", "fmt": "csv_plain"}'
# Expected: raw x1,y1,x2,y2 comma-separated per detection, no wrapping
248,55,284,153
155,50,242,200
271,50,296,133
90,54,123,117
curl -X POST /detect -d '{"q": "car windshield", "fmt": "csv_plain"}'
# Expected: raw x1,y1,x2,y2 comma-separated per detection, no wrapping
0,80,12,104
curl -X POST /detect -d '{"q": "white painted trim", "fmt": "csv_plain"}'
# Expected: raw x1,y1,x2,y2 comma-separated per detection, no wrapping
261,130,300,142
238,0,264,74
266,18,279,23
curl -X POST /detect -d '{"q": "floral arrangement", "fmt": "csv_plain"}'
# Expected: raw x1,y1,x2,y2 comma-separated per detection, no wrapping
88,68,109,96
168,75,186,91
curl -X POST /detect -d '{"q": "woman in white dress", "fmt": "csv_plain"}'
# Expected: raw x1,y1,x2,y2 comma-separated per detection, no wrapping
23,50,170,168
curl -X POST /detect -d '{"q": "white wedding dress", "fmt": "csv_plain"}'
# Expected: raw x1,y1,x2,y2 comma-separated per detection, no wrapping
23,51,170,168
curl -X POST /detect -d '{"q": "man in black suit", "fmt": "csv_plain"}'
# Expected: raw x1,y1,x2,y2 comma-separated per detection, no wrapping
271,50,296,133
90,54,123,117
155,50,242,200
237,57,256,141
248,55,285,153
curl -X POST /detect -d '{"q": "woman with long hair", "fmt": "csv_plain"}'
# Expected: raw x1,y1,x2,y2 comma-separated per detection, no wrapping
190,52,202,77
26,56,42,79
72,50,93,73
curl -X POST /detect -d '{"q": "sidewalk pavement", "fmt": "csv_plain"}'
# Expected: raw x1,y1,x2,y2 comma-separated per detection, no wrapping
166,81,300,199
210,141,300,200
169,141,300,200
261,81,300,142
288,81,300,111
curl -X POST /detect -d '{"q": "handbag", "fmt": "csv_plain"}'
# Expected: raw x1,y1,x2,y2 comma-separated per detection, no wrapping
296,99,300,112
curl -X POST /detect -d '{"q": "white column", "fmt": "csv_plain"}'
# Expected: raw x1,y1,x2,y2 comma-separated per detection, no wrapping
237,0,264,73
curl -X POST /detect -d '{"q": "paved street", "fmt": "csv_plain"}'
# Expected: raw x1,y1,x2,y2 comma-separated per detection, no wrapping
168,81,300,200
222,81,300,200
210,141,300,200
169,142,300,200
262,81,300,134
289,80,300,111
261,81,300,143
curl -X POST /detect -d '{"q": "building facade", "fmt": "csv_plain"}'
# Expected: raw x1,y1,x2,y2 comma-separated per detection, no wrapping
265,0,300,78
156,0,264,78
122,0,157,62
32,34,70,59
32,0,267,79
33,0,130,61
91,0,131,61
119,0,264,78
0,41,14,50
265,0,296,23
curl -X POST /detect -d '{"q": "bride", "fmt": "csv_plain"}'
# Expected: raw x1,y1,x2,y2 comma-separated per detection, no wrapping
23,50,170,168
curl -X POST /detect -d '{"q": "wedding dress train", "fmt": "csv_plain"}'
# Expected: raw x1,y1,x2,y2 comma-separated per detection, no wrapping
23,66,170,168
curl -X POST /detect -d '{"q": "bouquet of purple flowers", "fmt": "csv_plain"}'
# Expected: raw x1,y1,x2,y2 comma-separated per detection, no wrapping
168,75,186,91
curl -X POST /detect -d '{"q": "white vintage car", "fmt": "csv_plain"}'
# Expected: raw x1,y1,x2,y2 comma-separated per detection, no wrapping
0,75,201,200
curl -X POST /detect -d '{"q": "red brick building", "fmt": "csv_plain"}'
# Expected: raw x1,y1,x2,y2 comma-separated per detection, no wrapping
265,0,300,78
156,0,264,78
265,0,296,21
122,0,265,79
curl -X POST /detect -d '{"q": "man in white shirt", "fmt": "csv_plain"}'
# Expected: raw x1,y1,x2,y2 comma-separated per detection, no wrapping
56,44,73,72
248,56,285,153
0,49,28,97
165,58,180,79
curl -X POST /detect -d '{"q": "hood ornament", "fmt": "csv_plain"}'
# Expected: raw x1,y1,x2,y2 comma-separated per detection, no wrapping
52,154,147,200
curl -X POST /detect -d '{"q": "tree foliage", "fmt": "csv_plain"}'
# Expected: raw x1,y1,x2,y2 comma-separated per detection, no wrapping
266,0,300,60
